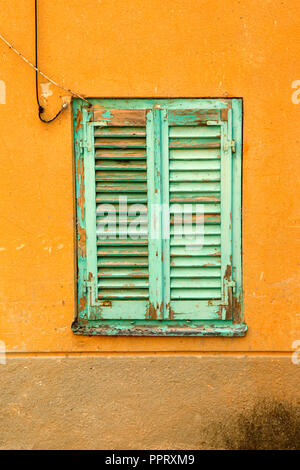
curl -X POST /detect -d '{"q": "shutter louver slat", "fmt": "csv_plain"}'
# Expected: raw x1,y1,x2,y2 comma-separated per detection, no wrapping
95,149,147,160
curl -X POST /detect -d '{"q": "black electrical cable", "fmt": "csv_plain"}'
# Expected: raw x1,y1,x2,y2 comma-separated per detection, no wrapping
35,0,66,123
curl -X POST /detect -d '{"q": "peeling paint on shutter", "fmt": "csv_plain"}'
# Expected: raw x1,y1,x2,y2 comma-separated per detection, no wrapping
73,99,244,336
162,109,233,320
93,108,151,319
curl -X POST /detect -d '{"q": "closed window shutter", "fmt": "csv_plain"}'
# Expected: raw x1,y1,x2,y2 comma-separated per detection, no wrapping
74,99,243,334
86,108,152,320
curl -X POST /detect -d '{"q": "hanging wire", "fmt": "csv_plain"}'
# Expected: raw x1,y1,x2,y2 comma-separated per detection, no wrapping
35,0,68,123
0,1,92,123
0,32,91,104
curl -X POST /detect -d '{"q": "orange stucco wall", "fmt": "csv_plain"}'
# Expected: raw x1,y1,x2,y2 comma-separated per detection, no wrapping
0,0,299,354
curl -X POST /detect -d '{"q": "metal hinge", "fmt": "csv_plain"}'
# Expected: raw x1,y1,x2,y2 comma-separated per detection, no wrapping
83,279,93,291
83,276,97,306
80,119,93,152
221,279,237,308
224,140,236,152
79,139,92,152
226,280,236,292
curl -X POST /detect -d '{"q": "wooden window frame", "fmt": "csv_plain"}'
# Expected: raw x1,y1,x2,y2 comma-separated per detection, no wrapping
72,98,246,336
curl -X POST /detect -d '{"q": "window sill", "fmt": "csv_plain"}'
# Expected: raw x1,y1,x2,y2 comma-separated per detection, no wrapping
72,320,247,337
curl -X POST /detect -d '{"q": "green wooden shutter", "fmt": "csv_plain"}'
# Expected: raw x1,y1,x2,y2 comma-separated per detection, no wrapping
162,108,233,321
73,99,245,336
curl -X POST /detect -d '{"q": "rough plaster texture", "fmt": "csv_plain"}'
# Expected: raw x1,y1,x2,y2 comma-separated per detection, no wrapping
0,0,300,450
1,356,299,450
